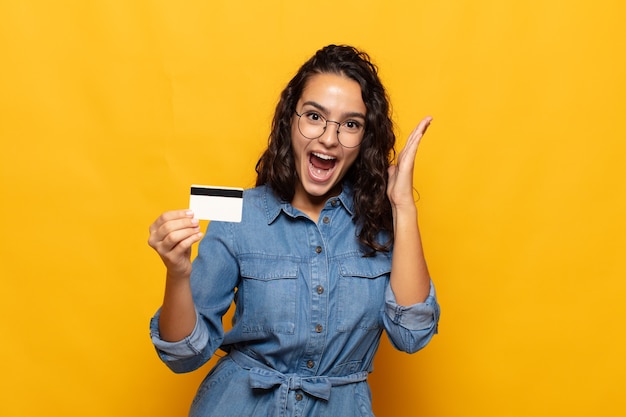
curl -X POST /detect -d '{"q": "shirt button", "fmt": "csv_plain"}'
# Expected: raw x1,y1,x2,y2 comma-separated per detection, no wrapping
322,216,330,224
315,324,323,333
316,285,324,294
330,199,338,207
315,246,322,254
306,360,315,368
295,393,303,401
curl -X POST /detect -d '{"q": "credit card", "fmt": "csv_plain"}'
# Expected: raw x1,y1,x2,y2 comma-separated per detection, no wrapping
189,185,243,222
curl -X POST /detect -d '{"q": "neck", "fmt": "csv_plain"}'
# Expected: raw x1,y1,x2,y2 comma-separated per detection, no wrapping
291,183,342,223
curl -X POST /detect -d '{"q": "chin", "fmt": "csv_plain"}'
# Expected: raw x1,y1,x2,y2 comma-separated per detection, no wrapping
302,178,342,199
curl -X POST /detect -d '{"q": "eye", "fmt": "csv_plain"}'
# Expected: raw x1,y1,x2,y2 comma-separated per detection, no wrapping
342,120,363,132
304,111,324,124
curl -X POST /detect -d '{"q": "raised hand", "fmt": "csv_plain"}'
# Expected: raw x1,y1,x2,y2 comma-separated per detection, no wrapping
386,116,433,305
387,116,432,210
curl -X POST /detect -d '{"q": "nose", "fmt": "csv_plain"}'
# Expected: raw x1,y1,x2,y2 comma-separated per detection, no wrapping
318,120,341,146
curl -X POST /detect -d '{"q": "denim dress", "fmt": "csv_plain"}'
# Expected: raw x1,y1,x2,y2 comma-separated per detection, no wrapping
150,184,440,417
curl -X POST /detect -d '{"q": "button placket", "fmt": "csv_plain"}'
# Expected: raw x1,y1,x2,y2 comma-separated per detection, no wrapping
304,217,329,383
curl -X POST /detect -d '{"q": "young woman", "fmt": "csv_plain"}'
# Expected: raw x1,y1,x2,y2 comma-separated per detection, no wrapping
148,44,440,417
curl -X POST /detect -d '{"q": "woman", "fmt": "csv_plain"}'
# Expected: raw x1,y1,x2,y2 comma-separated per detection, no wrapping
148,44,440,417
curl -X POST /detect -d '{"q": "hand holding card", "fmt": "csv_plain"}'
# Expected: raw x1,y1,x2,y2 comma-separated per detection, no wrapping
189,185,243,222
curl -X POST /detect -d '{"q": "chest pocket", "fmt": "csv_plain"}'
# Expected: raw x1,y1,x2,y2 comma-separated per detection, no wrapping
239,257,299,335
336,256,390,332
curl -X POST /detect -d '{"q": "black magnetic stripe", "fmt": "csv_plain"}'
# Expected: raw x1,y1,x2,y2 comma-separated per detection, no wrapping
190,187,243,198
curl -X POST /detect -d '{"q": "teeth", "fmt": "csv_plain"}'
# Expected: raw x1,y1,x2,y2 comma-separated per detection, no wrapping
312,152,336,160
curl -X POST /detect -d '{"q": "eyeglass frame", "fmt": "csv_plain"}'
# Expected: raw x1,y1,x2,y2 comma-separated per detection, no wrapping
294,110,365,148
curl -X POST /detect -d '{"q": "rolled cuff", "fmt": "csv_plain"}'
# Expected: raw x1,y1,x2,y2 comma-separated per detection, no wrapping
384,280,440,331
150,310,209,360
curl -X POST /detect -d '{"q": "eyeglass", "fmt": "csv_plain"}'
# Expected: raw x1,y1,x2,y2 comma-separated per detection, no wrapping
294,110,365,148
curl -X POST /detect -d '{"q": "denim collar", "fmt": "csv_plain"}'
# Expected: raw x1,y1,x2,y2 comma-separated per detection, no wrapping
263,183,355,224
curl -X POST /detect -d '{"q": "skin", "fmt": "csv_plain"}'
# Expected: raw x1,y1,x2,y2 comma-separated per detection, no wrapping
148,73,433,341
387,116,433,305
148,209,201,341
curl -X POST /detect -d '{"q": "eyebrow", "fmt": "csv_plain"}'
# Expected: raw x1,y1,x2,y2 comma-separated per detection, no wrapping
300,100,366,120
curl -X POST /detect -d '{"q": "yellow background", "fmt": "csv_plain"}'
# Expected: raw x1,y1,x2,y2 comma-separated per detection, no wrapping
1,0,625,416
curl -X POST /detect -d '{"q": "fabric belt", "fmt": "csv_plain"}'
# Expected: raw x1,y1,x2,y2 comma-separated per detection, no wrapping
229,349,368,412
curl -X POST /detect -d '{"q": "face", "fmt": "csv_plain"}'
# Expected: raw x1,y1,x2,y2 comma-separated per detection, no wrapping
290,72,366,210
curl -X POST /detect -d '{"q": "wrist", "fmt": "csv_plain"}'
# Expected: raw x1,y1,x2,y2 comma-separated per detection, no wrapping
391,202,417,218
165,268,191,282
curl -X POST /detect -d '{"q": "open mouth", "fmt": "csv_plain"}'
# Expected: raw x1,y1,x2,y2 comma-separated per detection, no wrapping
308,152,337,181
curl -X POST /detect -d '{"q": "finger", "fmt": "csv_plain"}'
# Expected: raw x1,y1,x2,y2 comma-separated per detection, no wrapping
404,116,432,152
151,212,197,238
158,231,203,274
164,229,203,255
150,209,195,232
397,116,433,169
154,226,202,254
149,216,200,249
408,115,432,139
175,231,204,253
414,115,433,137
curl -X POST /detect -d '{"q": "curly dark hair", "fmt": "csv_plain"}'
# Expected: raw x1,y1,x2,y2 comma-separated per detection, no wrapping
255,44,396,255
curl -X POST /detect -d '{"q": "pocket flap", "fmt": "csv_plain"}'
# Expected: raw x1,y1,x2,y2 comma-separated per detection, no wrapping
240,257,299,281
338,256,391,279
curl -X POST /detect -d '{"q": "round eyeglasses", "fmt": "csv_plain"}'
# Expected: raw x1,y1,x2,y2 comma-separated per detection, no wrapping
294,110,365,148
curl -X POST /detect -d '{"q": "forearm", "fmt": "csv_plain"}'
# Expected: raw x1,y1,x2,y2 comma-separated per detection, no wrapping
158,272,197,342
390,205,431,305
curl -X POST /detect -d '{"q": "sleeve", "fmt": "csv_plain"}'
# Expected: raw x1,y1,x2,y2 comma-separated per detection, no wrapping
149,220,240,373
382,279,440,354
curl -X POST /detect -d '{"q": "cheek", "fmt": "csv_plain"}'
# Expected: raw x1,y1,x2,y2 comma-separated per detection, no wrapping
344,149,360,169
290,128,298,148
290,126,308,158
